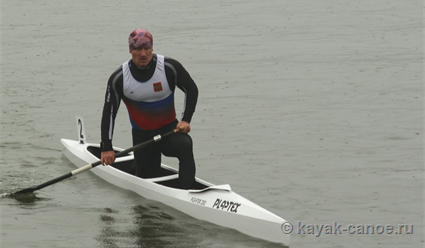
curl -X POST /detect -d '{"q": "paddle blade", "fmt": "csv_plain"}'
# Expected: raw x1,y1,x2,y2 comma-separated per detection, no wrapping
12,187,38,196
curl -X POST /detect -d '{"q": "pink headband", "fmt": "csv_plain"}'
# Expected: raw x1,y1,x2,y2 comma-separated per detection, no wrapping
128,29,153,52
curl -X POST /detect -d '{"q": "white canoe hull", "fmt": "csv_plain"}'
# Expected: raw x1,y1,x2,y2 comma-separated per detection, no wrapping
61,138,290,246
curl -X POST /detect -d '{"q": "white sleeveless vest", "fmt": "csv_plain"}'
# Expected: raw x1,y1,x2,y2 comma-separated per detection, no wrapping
122,55,176,130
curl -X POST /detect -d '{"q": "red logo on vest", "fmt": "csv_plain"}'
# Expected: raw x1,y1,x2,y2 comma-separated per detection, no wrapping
153,82,163,92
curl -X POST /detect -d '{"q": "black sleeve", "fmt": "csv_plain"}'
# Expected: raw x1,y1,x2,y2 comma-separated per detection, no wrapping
100,66,124,151
164,58,199,123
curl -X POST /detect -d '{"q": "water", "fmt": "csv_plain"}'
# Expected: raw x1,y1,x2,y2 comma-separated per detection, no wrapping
1,0,423,247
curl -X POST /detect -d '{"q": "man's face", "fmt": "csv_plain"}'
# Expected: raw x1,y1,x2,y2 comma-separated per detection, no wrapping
131,47,153,68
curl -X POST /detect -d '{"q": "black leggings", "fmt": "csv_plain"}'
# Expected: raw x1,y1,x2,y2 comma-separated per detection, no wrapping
132,121,196,189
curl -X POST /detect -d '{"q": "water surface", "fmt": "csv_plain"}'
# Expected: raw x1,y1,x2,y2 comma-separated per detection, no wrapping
1,1,423,247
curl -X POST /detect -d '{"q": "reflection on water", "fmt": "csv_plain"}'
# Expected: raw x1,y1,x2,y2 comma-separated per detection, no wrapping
95,204,208,248
131,205,207,248
94,203,287,248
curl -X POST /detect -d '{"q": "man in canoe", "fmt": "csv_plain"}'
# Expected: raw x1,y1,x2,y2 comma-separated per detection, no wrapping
99,28,198,189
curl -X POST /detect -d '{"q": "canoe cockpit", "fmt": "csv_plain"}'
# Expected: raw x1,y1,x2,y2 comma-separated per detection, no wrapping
86,146,208,190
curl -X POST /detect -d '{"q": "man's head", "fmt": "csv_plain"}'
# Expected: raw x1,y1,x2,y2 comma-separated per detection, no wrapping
128,29,153,51
129,29,153,68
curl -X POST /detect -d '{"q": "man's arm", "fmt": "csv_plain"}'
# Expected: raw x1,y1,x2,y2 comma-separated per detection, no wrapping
165,58,199,125
100,67,124,164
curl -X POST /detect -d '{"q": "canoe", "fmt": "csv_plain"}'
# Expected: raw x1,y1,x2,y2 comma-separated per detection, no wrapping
60,117,290,246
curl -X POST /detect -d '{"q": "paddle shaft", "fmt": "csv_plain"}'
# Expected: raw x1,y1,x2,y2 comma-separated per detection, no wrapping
13,128,179,195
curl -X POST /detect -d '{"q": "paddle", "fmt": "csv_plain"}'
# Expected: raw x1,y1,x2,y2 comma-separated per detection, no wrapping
10,127,182,196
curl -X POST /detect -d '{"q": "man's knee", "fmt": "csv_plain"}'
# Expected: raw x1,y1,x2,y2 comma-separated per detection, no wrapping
178,134,193,149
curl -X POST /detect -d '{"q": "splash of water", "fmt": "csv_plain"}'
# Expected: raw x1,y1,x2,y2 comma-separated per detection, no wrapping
0,193,12,198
